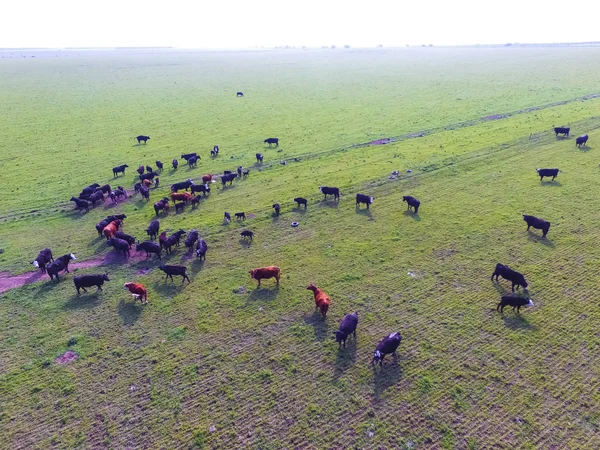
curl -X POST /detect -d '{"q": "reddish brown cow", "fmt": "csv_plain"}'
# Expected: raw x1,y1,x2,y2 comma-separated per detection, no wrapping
123,282,148,304
249,266,280,288
202,174,213,184
171,192,193,203
307,282,330,318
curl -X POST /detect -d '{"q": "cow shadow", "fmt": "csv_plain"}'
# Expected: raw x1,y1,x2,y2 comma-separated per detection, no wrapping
239,238,252,248
189,258,205,276
303,312,329,341
63,293,101,310
373,358,403,399
527,232,554,247
117,299,142,325
355,206,373,219
246,287,279,302
152,280,187,297
271,215,280,223
578,145,591,151
403,210,421,221
540,181,562,187
333,340,357,379
491,281,510,296
292,207,308,215
501,313,537,331
319,200,339,209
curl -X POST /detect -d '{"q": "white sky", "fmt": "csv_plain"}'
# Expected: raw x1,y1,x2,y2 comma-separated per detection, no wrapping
2,0,599,48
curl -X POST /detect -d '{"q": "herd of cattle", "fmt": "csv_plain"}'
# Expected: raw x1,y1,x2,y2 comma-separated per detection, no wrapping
29,126,588,367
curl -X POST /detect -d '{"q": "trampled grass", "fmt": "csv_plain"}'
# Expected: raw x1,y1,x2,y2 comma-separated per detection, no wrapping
0,47,599,449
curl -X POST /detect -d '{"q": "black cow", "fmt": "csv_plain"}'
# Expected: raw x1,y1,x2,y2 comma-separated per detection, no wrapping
136,241,162,260
70,197,90,212
333,312,358,348
196,239,208,260
264,138,279,147
256,153,264,163
224,170,232,175
224,212,231,223
190,184,210,196
185,229,199,251
320,186,340,201
154,178,159,189
88,191,105,206
497,295,535,314
243,169,250,177
181,152,197,161
158,265,190,283
32,248,54,273
241,230,254,240
402,196,420,213
237,92,244,97
172,159,179,170
107,238,130,257
140,171,158,181
114,231,136,248
523,215,550,237
96,184,111,194
79,183,100,198
156,160,163,171
372,332,402,366
112,164,129,177
554,127,570,137
134,182,142,193
136,135,150,144
235,212,246,220
491,263,528,292
145,219,160,240
171,179,194,192
356,194,373,209
175,202,185,214
154,198,170,215
191,195,202,208
187,156,199,168
211,146,219,157
237,166,243,177
272,203,280,216
139,186,150,200
95,214,126,236
145,165,153,174
536,168,561,181
293,197,307,209
74,273,110,294
576,134,589,147
137,165,145,175
221,173,237,186
46,253,76,282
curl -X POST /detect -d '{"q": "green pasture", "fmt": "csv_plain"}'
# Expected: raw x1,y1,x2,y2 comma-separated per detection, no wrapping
0,47,599,449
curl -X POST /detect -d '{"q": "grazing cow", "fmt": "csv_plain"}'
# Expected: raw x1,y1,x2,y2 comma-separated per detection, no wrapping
523,214,550,237
175,202,185,214
136,135,150,144
145,165,153,174
187,156,199,168
536,168,561,181
320,186,340,201
158,265,190,283
491,263,528,292
74,273,110,294
114,231,135,247
256,153,264,163
372,332,402,366
202,174,213,184
154,198,170,215
46,253,77,281
356,193,374,209
554,127,570,137
243,169,250,177
190,183,210,196
137,165,145,175
237,92,244,97
32,248,54,273
333,312,358,347
112,164,129,177
221,173,237,186
145,219,160,240
272,203,280,215
70,197,90,212
191,195,202,208
402,196,420,213
124,282,148,304
240,230,254,240
107,237,131,257
224,212,231,223
249,266,280,287
136,241,162,260
237,166,243,177
88,191,105,206
497,295,535,314
293,197,308,209
235,212,246,220
185,229,199,251
307,282,330,318
196,239,208,260
155,160,163,171
576,134,589,147
172,159,179,170
154,178,159,188
103,220,123,240
140,171,158,181
171,179,194,192
264,138,279,147
181,152,197,161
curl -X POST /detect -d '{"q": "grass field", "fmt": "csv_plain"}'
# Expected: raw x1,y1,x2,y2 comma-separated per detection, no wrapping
1,47,600,449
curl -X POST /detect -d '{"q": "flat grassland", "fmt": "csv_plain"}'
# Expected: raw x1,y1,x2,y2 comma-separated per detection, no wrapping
0,47,599,449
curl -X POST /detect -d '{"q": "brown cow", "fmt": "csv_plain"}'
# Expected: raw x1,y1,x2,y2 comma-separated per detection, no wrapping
171,192,192,203
307,282,330,318
249,266,280,288
202,174,213,184
103,220,123,241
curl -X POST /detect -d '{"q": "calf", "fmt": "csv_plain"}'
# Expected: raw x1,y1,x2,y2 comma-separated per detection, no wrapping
497,295,534,314
196,239,208,260
372,332,402,366
235,212,246,220
256,153,264,163
136,241,162,260
175,202,185,214
536,168,561,181
172,159,179,170
154,198,170,215
191,195,202,208
114,231,136,247
136,135,150,144
145,219,160,240
240,230,254,240
249,266,280,287
237,166,243,177
356,193,374,209
32,248,54,273
320,186,340,201
576,134,589,147
103,220,123,240
264,137,279,147
221,173,237,186
185,229,199,251
70,197,90,212
124,282,149,304
554,127,570,137
293,197,307,209
155,160,163,171
237,92,244,97
112,164,129,177
171,179,194,192
158,265,190,283
46,253,76,282
187,155,199,167
243,169,250,177
181,152,197,161
491,263,528,292
74,273,110,294
333,312,358,347
153,178,159,189
272,203,280,216
224,212,231,223
307,282,330,318
523,214,550,237
107,237,131,257
402,195,420,213
191,184,210,196
134,182,142,193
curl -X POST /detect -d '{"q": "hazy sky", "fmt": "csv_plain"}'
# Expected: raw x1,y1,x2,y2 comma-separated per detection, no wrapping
2,0,599,48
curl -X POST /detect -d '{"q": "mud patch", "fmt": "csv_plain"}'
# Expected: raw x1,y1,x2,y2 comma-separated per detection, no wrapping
233,286,247,294
433,247,459,261
482,114,506,121
370,138,392,145
137,268,152,275
247,213,256,219
56,350,79,365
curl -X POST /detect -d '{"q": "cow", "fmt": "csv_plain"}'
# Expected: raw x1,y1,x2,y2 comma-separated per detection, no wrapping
264,138,279,147
32,248,54,273
107,237,130,257
191,195,202,208
154,178,159,189
536,168,561,181
190,184,210,196
249,266,280,287
96,215,126,236
145,219,160,240
356,193,374,209
112,164,129,177
237,91,244,97
523,214,550,237
196,239,208,260
46,253,77,282
96,184,111,194
175,202,185,214
136,135,150,144
224,212,231,223
224,170,232,175
134,182,142,193
171,192,193,203
187,156,199,168
88,190,105,206
497,295,535,314
145,165,153,174
576,134,589,147
139,186,150,200
171,179,194,192
103,220,123,240
136,241,162,260
272,203,280,216
554,127,570,137
160,229,186,254
79,183,100,198
70,197,90,212
237,166,243,177
235,212,246,220
172,159,179,170
402,196,420,213
154,198,170,216
137,165,145,175
181,152,197,161
139,171,158,181
242,169,250,177
185,229,199,251
241,230,254,240
155,160,163,171
491,263,528,292
372,332,402,366
202,174,213,184
333,312,358,347
158,265,190,283
221,173,237,186
307,282,330,318
114,231,136,248
74,273,110,294
320,186,340,201
293,197,307,209
211,147,219,157
256,153,264,163
124,282,148,304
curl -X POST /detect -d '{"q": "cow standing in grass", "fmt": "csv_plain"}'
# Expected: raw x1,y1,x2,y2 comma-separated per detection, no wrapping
249,266,280,287
523,215,550,237
124,282,149,304
307,282,330,318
